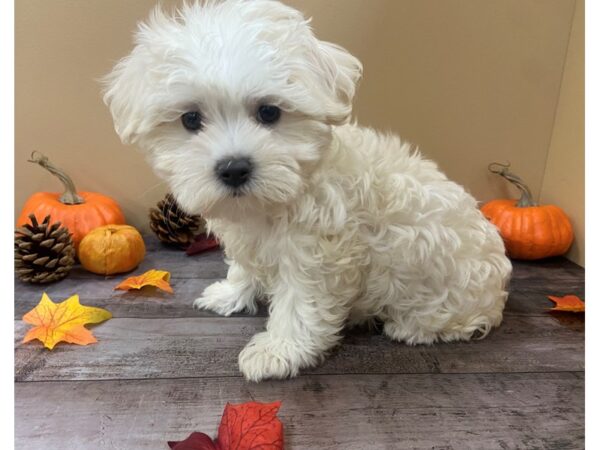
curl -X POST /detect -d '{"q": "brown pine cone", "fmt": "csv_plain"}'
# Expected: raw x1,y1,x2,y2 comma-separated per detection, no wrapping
15,214,75,283
149,193,206,248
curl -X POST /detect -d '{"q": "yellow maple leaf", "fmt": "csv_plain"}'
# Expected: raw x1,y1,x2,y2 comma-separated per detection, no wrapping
547,295,585,313
22,293,112,350
114,269,173,293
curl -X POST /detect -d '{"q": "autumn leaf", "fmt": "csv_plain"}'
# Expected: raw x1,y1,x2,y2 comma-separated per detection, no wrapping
114,269,173,293
168,432,216,450
548,295,585,313
168,401,284,450
216,401,283,450
22,293,112,350
186,233,219,256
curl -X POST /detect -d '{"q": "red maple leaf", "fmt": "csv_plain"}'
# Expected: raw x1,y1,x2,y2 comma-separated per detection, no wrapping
186,233,220,256
168,401,284,450
168,432,216,450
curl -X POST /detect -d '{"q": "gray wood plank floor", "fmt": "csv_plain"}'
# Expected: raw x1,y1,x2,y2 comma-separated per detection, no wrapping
14,237,585,449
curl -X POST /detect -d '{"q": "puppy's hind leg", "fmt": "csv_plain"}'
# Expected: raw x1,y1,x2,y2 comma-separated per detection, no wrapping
193,262,259,316
382,313,443,346
382,306,500,345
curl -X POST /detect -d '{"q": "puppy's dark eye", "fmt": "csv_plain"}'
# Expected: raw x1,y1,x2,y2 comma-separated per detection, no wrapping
181,111,202,131
257,105,281,125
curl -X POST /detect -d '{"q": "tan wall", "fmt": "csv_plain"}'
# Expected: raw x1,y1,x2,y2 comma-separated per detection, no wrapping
539,0,584,266
16,0,583,263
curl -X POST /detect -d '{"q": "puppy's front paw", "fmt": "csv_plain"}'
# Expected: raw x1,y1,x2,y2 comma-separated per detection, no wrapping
193,281,256,316
238,332,306,382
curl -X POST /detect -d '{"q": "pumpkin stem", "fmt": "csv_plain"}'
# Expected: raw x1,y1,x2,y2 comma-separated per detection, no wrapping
488,162,537,207
28,151,84,205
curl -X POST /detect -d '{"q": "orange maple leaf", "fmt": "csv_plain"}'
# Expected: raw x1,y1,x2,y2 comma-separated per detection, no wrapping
114,269,173,293
22,293,112,350
547,295,585,313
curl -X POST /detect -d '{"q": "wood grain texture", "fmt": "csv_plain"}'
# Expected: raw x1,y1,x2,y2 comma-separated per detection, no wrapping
15,372,584,450
14,312,583,382
14,237,585,449
14,245,585,319
14,277,582,319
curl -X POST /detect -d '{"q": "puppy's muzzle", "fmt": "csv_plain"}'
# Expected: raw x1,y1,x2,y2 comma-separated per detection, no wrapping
215,157,253,188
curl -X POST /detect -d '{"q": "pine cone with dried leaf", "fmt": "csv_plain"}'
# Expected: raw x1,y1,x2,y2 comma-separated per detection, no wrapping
15,214,75,283
149,193,206,249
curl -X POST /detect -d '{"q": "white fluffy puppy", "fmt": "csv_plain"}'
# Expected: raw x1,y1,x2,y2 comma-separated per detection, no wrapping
104,0,512,382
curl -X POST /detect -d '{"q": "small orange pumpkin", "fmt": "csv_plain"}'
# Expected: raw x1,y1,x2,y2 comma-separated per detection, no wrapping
78,225,146,275
16,152,125,250
481,162,573,260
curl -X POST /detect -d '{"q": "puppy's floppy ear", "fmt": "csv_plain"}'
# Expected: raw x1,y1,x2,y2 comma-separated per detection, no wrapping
103,4,186,145
306,39,363,125
102,46,158,145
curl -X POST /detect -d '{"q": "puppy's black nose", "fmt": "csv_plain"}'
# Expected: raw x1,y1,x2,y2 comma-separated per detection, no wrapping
215,157,252,188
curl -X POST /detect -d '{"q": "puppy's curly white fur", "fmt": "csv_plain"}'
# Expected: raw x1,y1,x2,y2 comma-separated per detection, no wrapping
103,0,512,382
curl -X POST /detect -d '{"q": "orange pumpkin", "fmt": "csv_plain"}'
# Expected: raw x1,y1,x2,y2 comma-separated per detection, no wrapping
16,152,125,249
78,225,146,275
481,163,574,260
